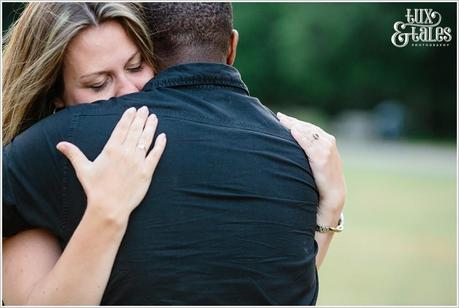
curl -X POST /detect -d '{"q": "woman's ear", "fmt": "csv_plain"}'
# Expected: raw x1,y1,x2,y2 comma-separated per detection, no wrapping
226,29,239,66
53,97,65,110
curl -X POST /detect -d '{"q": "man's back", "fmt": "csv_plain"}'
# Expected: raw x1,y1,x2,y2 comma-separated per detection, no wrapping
3,63,319,304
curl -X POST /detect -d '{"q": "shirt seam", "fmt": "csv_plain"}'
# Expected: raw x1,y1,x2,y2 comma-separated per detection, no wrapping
4,148,20,217
146,77,249,94
155,114,292,141
61,112,80,239
76,112,291,142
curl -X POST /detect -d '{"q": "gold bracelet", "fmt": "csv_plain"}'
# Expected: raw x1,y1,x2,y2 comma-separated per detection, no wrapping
315,212,344,233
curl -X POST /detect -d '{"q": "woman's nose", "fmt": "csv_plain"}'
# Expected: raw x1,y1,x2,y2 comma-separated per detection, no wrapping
115,76,140,97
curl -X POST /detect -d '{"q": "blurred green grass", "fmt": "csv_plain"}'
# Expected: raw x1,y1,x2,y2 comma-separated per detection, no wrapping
316,142,457,305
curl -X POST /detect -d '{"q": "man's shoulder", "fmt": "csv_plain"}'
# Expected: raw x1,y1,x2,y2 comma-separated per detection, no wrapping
7,108,70,150
12,92,154,142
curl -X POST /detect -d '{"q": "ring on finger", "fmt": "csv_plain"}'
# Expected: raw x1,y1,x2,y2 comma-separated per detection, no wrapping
136,144,147,151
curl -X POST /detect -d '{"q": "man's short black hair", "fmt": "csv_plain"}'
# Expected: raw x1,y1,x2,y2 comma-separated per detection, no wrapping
142,2,233,70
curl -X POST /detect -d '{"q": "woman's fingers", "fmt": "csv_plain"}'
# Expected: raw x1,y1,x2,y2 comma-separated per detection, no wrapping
278,112,326,136
56,141,90,176
135,114,158,155
105,107,137,146
277,112,297,129
277,112,322,147
124,106,149,147
290,127,314,152
145,133,167,172
278,112,345,219
278,112,336,146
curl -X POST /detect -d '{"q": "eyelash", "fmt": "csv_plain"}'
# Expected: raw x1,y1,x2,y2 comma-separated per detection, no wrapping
90,81,107,92
127,62,144,73
88,61,145,92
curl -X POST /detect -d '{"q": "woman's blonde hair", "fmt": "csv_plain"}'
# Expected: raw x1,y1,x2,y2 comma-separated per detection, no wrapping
2,2,155,145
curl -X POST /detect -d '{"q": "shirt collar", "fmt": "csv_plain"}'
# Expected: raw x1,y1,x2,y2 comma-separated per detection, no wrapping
143,62,249,95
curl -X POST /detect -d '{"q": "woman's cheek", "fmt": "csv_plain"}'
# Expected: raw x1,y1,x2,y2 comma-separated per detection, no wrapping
139,67,154,87
78,89,115,104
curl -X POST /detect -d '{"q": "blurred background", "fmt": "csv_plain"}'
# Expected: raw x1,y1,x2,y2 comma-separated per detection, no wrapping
232,3,457,305
3,2,457,305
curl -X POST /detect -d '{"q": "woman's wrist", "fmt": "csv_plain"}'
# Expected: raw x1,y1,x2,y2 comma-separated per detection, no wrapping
84,202,130,232
316,212,341,228
318,188,345,211
317,200,343,227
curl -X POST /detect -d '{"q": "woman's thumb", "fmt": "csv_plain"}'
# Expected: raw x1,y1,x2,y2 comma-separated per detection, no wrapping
56,141,89,173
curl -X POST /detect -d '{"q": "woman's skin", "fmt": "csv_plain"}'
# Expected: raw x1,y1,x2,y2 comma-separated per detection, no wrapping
57,20,154,107
2,21,345,306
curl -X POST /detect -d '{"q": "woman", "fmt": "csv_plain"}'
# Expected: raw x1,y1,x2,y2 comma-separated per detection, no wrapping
2,2,345,305
2,3,165,305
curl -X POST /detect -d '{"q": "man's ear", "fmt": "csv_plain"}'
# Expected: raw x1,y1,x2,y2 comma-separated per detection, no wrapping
226,29,239,65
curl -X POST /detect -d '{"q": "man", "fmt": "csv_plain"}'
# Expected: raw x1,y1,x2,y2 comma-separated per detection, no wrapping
3,3,342,305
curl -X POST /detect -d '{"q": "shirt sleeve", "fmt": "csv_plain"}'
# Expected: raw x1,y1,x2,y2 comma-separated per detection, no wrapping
2,151,30,237
2,113,70,240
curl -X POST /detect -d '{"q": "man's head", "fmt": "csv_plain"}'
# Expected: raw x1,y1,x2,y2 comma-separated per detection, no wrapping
142,3,238,71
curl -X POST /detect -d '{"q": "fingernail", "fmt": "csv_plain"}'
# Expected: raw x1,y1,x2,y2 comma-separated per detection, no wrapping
150,113,157,119
139,106,148,113
127,107,136,113
159,133,166,140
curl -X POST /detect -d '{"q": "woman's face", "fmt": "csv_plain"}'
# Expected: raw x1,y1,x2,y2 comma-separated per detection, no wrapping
58,20,154,107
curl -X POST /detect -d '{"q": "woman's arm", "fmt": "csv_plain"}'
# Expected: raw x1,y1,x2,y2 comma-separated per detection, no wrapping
3,214,127,305
2,106,167,305
277,112,346,269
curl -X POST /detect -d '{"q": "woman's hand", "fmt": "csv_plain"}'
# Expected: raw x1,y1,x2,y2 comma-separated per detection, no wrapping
277,112,345,224
56,106,167,224
277,112,345,268
3,107,167,305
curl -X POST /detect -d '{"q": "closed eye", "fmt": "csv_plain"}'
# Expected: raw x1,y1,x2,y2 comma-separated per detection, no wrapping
127,62,144,73
89,80,108,92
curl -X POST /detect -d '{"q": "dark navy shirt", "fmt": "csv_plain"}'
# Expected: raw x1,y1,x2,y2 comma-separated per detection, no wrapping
3,63,319,305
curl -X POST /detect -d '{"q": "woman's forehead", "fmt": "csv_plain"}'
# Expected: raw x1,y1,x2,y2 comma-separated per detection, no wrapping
64,21,139,75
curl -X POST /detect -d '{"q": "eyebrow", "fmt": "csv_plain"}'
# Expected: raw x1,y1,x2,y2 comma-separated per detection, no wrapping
79,51,141,81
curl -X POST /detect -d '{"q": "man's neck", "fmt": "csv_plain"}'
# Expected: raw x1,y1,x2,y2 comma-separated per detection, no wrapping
155,50,227,72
